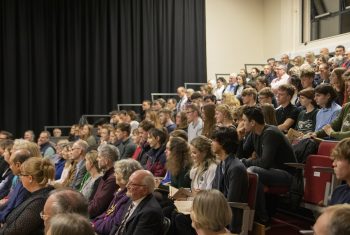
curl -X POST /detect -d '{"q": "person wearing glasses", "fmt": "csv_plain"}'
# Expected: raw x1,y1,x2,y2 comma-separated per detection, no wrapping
114,169,163,235
92,159,143,235
0,157,54,235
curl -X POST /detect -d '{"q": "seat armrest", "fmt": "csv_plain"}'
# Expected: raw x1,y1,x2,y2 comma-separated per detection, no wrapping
228,202,249,210
284,162,305,169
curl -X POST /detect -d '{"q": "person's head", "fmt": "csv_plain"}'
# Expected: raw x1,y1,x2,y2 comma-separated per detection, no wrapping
81,124,93,138
166,137,192,176
126,170,155,200
211,126,239,157
319,63,330,80
314,84,337,108
263,64,272,75
159,108,172,126
258,87,274,105
281,54,290,65
344,70,350,96
330,67,346,92
38,131,51,146
85,150,100,173
221,93,240,107
175,111,188,129
55,140,68,156
293,55,304,67
24,130,35,142
71,140,89,161
201,103,216,123
115,122,131,141
203,94,216,104
241,88,257,106
216,77,227,88
169,129,188,141
236,74,246,86
46,213,95,235
215,104,233,124
335,45,345,56
275,64,287,78
242,105,265,133
142,100,152,111
152,98,166,111
97,144,120,171
53,128,62,137
109,129,117,144
138,120,155,144
267,58,276,67
114,159,142,189
0,130,14,140
9,149,32,175
12,139,41,158
19,157,54,192
320,48,330,57
298,88,316,108
131,128,141,145
191,92,204,107
147,128,167,149
331,138,350,182
260,103,277,126
190,135,215,167
191,189,232,233
0,139,13,157
145,110,161,127
43,189,89,229
186,104,200,123
313,204,350,235
250,67,260,78
99,125,111,142
228,73,237,85
177,86,187,98
300,67,315,89
166,98,177,110
305,51,316,64
276,84,294,106
255,76,268,92
186,88,195,98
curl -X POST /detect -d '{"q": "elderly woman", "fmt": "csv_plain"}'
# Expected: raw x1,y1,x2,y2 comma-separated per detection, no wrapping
191,189,234,235
92,159,142,235
0,157,55,235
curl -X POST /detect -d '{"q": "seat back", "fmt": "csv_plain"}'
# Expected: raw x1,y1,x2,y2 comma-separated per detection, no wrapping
317,141,338,156
247,172,258,210
303,155,333,205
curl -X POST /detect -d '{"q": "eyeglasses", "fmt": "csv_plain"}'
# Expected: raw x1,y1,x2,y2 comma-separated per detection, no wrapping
18,173,29,177
40,211,49,220
127,183,147,188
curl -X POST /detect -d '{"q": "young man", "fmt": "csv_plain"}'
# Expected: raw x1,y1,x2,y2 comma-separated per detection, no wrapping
116,123,136,160
136,120,155,168
237,106,296,224
38,131,56,159
329,138,350,205
300,66,315,89
275,84,300,132
158,109,176,134
241,88,257,106
211,126,248,234
186,104,203,142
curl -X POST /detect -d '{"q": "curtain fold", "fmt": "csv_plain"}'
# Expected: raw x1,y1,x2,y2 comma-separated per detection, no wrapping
0,0,207,137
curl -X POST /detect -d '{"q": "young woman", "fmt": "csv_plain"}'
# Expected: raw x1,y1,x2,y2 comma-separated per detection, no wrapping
215,104,234,127
213,77,227,101
330,67,346,106
131,128,142,160
79,150,102,201
201,104,216,138
145,128,167,177
165,137,192,188
235,74,246,97
189,136,217,192
175,111,188,132
80,124,97,148
145,110,162,129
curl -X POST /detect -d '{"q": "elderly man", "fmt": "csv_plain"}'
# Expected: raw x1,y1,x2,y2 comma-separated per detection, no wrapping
270,64,290,94
88,144,119,218
176,86,188,112
42,189,88,230
313,204,350,235
69,140,89,190
224,73,238,94
115,170,163,235
38,131,55,158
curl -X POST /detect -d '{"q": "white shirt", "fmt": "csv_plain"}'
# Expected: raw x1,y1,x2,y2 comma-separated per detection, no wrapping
188,118,203,142
271,73,290,91
190,162,217,190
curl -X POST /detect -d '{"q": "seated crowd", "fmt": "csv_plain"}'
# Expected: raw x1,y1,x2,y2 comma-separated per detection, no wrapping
0,46,350,235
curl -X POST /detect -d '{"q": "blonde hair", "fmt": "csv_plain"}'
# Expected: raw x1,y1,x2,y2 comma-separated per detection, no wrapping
216,104,233,121
321,204,350,235
21,157,55,187
222,93,240,107
85,150,100,172
192,189,232,232
13,139,42,158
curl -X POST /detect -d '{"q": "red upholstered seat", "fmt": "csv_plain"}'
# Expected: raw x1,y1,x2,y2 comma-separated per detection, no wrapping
317,141,337,156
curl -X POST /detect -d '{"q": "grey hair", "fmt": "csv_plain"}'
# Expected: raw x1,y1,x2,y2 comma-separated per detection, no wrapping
97,144,120,162
141,170,156,193
74,140,89,154
48,213,95,235
49,189,89,217
114,159,142,182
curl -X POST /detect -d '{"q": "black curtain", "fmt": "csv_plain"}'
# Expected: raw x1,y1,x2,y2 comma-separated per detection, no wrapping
0,0,207,138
